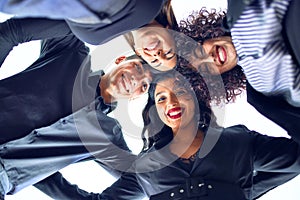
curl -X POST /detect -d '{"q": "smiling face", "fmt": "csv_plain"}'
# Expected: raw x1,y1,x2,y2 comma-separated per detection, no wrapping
107,58,152,100
192,36,238,74
154,77,197,132
131,21,177,71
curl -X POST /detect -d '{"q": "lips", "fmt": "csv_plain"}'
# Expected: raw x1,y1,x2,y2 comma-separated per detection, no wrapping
167,107,183,119
216,46,227,64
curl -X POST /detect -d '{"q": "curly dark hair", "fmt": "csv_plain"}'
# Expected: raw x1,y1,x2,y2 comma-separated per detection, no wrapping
141,67,219,151
175,8,246,104
179,8,228,42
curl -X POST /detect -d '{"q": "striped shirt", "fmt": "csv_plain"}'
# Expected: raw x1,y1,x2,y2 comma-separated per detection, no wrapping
231,0,300,107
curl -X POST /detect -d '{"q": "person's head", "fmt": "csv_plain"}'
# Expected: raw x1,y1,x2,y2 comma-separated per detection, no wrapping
100,55,153,103
177,8,246,103
141,66,217,151
124,0,178,71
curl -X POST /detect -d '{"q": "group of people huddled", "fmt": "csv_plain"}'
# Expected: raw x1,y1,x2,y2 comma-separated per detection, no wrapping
0,0,300,199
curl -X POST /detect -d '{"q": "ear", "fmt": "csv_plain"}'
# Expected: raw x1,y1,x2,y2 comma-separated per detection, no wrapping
115,56,127,65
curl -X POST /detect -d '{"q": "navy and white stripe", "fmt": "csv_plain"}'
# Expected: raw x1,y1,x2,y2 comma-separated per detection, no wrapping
231,0,300,107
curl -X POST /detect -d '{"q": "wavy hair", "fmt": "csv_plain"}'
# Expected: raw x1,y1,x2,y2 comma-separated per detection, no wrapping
141,66,219,152
176,8,246,104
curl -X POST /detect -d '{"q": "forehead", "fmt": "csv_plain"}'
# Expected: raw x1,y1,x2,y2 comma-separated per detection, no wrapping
155,76,192,92
117,58,142,67
155,77,177,93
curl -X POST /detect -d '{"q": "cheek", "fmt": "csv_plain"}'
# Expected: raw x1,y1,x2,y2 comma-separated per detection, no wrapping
202,42,213,54
228,46,238,62
156,106,167,122
184,99,196,115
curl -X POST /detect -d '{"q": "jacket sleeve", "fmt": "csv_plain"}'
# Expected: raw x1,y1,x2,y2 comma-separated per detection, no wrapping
0,17,71,66
252,130,300,173
99,172,146,200
34,171,145,200
246,83,300,144
34,172,99,200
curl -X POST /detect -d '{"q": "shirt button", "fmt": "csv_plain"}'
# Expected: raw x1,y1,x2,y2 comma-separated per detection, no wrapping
170,192,175,197
208,185,213,189
198,183,204,187
179,189,184,193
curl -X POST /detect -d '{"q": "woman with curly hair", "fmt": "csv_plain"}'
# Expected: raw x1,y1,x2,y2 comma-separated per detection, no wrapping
96,67,300,200
179,4,300,143
125,6,246,105
175,8,246,104
33,66,300,200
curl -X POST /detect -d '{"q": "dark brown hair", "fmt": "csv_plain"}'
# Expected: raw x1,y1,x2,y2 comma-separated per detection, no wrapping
141,66,219,151
176,8,246,104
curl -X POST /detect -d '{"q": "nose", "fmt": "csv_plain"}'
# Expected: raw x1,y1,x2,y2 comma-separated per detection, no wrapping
146,48,163,57
130,75,138,87
199,56,214,64
130,80,149,99
168,93,179,107
196,43,215,61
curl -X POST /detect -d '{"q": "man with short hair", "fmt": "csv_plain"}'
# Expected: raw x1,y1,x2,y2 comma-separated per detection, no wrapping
0,17,152,198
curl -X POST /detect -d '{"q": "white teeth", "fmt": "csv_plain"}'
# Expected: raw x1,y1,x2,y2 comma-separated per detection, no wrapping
218,50,225,62
169,110,181,116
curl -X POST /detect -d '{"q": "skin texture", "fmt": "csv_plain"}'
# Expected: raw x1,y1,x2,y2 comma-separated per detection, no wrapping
154,77,196,134
132,21,177,71
100,58,152,103
154,77,203,159
192,36,238,75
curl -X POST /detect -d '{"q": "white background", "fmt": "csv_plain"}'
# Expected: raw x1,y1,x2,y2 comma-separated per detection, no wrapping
1,0,299,199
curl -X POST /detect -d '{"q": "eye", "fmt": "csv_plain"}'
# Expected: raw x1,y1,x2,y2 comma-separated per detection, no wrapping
156,95,166,103
141,81,149,92
164,49,173,58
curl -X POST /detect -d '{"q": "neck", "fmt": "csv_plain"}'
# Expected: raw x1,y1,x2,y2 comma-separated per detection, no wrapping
170,121,205,159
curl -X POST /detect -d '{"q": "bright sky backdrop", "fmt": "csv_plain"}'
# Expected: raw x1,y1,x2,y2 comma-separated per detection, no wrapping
1,0,299,199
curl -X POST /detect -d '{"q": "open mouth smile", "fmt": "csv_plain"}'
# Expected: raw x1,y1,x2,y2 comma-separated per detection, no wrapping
216,46,227,64
167,107,183,120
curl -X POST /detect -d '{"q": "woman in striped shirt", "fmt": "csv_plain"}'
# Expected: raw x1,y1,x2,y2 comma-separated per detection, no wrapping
177,2,300,142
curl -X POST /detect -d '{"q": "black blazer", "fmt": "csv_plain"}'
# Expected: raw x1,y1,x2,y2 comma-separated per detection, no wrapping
0,18,96,144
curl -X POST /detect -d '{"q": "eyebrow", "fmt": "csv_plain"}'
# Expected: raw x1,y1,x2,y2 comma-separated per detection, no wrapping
152,54,176,69
155,91,165,97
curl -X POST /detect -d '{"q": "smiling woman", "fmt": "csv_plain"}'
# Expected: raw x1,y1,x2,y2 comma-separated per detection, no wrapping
130,25,177,71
